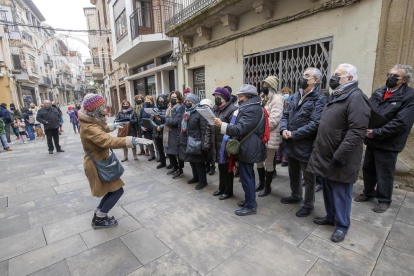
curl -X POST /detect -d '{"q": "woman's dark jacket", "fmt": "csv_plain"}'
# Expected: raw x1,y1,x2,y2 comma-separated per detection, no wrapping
307,83,370,184
116,108,138,137
225,96,266,164
139,104,154,139
205,96,237,163
279,85,326,162
151,94,169,140
365,84,414,152
179,110,209,163
165,104,184,156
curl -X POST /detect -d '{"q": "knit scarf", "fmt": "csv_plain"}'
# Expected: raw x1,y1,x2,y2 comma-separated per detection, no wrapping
219,109,239,164
332,81,358,97
181,104,198,133
163,103,179,147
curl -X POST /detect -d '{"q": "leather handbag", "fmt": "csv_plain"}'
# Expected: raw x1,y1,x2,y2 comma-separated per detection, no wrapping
186,136,202,155
85,148,124,182
117,123,130,137
226,112,264,155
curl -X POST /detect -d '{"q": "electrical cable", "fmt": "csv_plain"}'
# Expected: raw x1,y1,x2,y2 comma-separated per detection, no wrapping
0,21,111,33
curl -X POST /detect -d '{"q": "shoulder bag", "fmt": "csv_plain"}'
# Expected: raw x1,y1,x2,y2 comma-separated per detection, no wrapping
85,147,124,183
226,111,264,155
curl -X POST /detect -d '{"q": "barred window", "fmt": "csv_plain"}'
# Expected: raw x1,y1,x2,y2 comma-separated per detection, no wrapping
244,38,333,92
115,9,127,41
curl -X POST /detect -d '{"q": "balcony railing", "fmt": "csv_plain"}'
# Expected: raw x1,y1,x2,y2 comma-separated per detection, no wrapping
131,3,182,40
164,0,218,32
43,76,51,85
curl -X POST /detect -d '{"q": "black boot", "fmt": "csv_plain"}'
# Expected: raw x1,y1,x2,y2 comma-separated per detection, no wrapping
91,213,115,227
93,215,118,229
255,168,265,192
258,171,273,197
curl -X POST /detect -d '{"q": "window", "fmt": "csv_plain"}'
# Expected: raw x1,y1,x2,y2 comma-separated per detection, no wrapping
12,55,22,70
115,9,127,40
29,55,37,74
169,70,176,92
193,68,205,99
132,61,154,74
0,11,6,22
243,38,333,91
161,54,172,65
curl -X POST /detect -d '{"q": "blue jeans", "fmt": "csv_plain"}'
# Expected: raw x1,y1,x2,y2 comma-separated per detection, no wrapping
238,161,256,209
25,125,35,141
322,178,353,232
98,187,124,213
0,133,9,148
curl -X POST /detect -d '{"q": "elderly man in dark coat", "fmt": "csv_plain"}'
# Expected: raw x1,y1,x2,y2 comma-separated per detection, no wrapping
214,84,266,216
355,64,414,213
308,63,370,243
279,67,327,218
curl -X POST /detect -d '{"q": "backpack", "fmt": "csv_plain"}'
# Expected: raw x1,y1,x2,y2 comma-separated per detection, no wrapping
29,114,36,124
262,108,270,144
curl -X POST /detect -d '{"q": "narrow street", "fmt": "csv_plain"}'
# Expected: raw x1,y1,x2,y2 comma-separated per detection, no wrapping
0,106,413,276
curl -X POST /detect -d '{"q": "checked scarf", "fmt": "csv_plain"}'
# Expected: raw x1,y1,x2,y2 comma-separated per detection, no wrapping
181,104,199,133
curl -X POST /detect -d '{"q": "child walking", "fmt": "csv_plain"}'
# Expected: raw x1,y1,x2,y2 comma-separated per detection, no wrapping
14,117,28,144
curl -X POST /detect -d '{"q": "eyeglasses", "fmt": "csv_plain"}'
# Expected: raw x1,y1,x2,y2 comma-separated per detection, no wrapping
387,73,402,79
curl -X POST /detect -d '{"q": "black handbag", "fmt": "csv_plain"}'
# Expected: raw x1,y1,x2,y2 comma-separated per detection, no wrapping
186,136,202,155
85,148,124,182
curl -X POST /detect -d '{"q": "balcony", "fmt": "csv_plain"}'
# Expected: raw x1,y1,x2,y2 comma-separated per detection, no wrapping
92,68,104,81
38,76,52,87
164,0,258,39
53,78,59,86
44,54,52,64
113,4,179,64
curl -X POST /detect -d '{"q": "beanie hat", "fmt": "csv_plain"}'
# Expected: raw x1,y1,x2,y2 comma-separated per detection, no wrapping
212,87,231,102
224,86,232,94
68,106,72,110
183,87,191,94
185,93,199,104
82,93,106,112
237,84,258,96
263,76,279,91
10,103,15,108
0,103,6,108
200,99,213,109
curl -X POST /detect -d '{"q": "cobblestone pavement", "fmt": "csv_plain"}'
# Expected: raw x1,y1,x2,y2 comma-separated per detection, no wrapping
1,106,414,276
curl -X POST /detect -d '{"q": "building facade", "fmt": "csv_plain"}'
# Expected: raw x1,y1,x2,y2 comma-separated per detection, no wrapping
0,0,87,109
107,0,179,106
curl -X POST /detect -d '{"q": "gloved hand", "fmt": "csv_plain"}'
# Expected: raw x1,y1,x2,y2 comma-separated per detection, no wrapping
132,138,137,147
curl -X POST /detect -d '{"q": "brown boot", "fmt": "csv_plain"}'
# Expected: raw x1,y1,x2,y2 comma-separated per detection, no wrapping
5,147,12,151
121,148,128,162
132,147,138,160
145,149,150,156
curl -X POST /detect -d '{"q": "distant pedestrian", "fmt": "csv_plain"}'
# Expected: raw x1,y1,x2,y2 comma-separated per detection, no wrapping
67,106,80,133
9,103,21,141
51,101,64,133
277,87,293,167
0,103,12,143
21,107,36,141
36,100,64,154
14,117,28,144
151,94,169,169
116,100,139,162
139,96,156,160
133,95,145,155
200,98,216,176
0,118,12,151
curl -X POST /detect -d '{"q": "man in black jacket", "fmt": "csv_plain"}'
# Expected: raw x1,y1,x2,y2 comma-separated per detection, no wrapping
309,63,370,242
279,68,326,217
355,64,414,213
36,100,64,154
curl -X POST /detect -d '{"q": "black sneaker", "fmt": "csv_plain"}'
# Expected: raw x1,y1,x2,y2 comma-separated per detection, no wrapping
281,196,303,204
91,213,115,227
148,156,156,161
208,167,215,175
57,149,65,152
331,230,346,242
313,217,335,226
235,207,257,216
281,162,288,167
93,216,118,230
167,169,177,175
296,206,314,217
166,164,174,169
156,163,166,169
172,170,183,179
187,178,199,184
195,183,207,190
49,150,53,154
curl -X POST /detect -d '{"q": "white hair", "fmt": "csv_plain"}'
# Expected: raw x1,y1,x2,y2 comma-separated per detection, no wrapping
305,67,322,82
338,63,358,82
390,64,413,83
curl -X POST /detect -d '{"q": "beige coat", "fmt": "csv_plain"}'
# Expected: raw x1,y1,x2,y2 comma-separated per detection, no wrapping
79,111,133,197
264,93,285,149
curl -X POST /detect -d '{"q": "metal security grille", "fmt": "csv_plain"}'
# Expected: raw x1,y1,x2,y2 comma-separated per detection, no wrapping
194,68,206,99
243,38,333,92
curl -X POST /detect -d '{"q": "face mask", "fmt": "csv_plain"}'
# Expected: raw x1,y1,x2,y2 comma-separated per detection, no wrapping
170,98,177,105
299,77,310,90
215,98,222,106
386,76,399,89
31,107,35,109
238,100,244,105
261,87,269,95
283,94,290,100
185,102,193,109
11,107,15,110
158,102,167,108
329,76,341,90
122,106,129,110
145,102,151,107
136,100,142,105
76,106,81,110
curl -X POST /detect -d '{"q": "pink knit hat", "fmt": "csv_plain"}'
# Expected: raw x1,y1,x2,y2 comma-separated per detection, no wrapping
82,94,106,111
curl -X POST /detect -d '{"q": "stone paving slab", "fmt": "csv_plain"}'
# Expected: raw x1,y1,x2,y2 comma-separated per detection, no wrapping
0,213,31,239
70,194,101,214
0,197,7,209
27,261,72,276
396,201,414,226
306,259,355,276
8,187,56,206
373,246,414,276
55,173,87,185
34,191,82,209
385,220,414,255
0,201,35,220
8,235,87,276
53,180,90,194
21,178,59,193
0,228,46,262
28,201,78,228
0,261,8,276
66,238,142,276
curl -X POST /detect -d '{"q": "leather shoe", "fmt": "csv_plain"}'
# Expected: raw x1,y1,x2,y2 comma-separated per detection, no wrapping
187,178,199,184
156,163,166,169
331,229,346,242
354,194,370,202
148,156,156,161
237,200,245,207
281,196,303,204
195,182,207,190
166,164,173,169
235,207,257,216
49,150,53,154
219,194,232,200
208,167,215,175
57,149,65,152
167,169,176,175
213,190,223,196
296,206,314,217
313,217,335,226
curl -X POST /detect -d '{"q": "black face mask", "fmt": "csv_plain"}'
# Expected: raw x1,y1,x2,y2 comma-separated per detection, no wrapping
76,106,81,110
31,107,35,109
261,87,269,95
10,107,15,110
136,100,142,105
170,99,177,105
329,76,341,90
299,77,310,90
122,106,129,110
238,100,244,106
158,102,167,109
145,102,151,107
185,103,193,109
215,98,222,106
386,76,399,89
